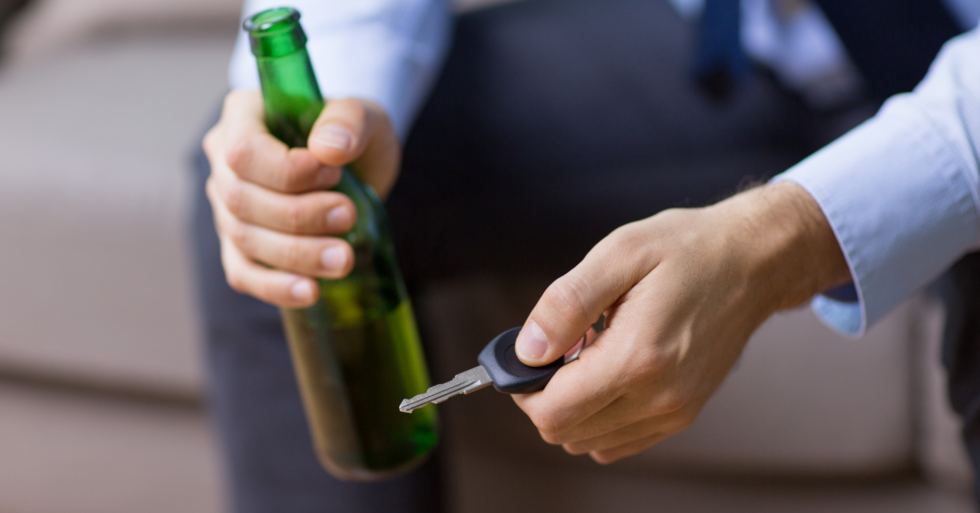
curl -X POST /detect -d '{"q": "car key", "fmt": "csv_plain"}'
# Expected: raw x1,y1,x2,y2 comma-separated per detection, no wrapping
399,327,566,413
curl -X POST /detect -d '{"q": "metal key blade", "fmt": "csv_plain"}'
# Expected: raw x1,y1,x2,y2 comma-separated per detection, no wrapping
399,366,493,413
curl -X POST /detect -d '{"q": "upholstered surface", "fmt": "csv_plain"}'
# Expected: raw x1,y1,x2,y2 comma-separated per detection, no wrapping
0,382,223,513
0,2,973,511
4,0,240,62
0,34,231,394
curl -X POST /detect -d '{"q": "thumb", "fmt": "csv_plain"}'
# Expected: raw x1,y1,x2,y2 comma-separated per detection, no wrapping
516,228,656,366
307,98,400,198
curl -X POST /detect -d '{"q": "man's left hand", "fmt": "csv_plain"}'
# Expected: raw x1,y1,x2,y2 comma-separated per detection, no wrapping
512,182,851,463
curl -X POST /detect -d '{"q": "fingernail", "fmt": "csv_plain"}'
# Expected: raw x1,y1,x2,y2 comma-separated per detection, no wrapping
320,246,347,271
291,280,314,301
313,124,353,151
326,206,352,229
516,320,548,360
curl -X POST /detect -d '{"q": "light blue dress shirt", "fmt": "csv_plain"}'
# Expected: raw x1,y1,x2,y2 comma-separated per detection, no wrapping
229,0,452,139
775,27,980,337
229,0,980,339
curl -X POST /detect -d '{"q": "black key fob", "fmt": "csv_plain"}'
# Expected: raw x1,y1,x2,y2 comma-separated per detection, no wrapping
477,327,564,394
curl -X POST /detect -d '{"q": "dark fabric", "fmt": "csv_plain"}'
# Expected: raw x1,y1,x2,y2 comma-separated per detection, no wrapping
389,0,853,291
191,148,445,513
940,253,980,505
190,0,872,510
813,0,963,99
693,0,750,101
689,0,964,101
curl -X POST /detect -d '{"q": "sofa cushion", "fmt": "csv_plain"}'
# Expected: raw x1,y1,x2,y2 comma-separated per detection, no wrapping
0,382,222,513
4,0,240,62
0,33,232,394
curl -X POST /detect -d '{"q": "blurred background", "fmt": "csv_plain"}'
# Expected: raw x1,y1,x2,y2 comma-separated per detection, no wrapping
0,0,976,512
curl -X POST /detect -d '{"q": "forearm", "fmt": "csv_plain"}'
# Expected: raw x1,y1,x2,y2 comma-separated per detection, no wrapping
712,182,851,313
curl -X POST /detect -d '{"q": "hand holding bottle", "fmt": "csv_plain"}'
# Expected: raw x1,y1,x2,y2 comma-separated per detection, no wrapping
205,8,438,479
202,90,402,308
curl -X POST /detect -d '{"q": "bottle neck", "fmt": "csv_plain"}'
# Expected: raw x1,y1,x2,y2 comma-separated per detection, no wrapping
245,7,324,148
254,46,325,148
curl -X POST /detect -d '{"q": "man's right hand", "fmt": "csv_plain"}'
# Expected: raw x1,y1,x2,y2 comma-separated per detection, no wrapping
202,90,401,308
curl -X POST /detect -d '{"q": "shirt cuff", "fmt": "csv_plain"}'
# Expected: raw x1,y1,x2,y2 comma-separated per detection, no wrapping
773,98,980,337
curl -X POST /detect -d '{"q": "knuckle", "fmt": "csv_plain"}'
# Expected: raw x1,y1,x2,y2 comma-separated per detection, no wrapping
205,177,218,203
529,410,563,444
609,223,639,246
202,128,219,155
257,278,284,305
546,276,591,326
223,179,246,217
223,91,239,111
283,201,303,233
652,390,690,416
225,269,247,294
276,157,307,191
224,90,249,112
590,451,617,465
228,219,250,248
607,224,646,258
632,348,669,377
226,137,253,173
280,239,305,270
537,428,562,446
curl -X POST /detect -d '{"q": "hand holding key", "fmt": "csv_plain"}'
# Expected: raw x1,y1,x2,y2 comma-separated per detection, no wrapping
493,185,848,464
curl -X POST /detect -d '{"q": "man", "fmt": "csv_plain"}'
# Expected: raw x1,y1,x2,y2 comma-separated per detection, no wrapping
193,0,980,511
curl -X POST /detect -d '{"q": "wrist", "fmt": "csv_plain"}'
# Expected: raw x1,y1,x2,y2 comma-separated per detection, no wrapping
711,182,851,314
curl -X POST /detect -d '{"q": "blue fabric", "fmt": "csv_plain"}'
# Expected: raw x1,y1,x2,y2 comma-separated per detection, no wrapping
693,0,750,99
813,0,962,99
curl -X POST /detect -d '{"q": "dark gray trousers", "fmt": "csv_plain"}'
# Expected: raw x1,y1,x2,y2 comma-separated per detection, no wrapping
940,254,980,504
191,0,869,511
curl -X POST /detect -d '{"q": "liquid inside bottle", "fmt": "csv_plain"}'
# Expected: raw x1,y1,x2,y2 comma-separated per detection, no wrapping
244,7,438,481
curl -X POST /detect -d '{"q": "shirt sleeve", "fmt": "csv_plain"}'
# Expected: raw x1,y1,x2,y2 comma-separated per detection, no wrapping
773,28,980,337
228,0,453,140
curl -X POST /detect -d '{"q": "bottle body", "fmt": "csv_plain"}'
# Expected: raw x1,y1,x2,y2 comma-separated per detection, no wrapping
245,8,437,481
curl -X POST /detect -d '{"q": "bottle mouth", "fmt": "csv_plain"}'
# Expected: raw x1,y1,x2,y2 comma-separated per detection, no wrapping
243,7,300,34
244,7,307,58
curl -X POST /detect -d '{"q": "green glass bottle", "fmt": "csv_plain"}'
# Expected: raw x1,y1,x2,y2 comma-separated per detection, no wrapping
243,7,438,481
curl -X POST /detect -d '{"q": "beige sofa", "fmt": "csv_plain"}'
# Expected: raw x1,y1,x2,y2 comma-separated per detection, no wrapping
0,1,974,512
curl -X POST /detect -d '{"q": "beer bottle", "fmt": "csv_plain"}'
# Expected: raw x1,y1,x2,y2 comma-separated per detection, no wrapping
243,7,438,481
